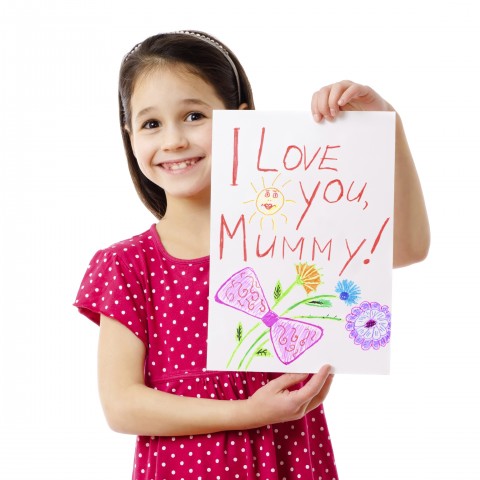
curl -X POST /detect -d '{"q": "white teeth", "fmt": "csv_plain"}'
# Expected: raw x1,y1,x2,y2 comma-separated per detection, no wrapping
162,159,198,171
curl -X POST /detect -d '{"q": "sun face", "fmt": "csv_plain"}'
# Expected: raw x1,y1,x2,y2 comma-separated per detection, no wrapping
244,174,295,231
255,187,285,216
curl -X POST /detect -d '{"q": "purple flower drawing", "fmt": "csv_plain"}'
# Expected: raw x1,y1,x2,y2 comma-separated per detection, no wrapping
345,301,391,350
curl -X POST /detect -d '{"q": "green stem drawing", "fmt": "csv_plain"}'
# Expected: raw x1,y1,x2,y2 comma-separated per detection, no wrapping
280,295,337,316
238,328,270,369
226,321,261,368
292,315,342,321
245,339,271,370
271,275,302,309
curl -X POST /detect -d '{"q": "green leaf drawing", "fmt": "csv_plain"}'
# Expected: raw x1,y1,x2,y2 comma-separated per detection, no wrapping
255,348,273,357
273,280,282,301
235,322,243,343
304,298,333,308
280,294,337,316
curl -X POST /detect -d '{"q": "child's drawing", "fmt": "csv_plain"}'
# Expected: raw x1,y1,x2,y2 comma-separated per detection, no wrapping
345,301,391,350
215,267,324,365
335,279,361,306
243,174,295,231
209,111,395,374
215,263,391,369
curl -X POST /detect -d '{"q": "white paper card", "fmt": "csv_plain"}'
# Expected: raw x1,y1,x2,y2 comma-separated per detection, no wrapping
208,111,395,374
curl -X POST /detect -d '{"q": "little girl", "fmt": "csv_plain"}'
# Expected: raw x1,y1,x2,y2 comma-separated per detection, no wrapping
74,30,430,480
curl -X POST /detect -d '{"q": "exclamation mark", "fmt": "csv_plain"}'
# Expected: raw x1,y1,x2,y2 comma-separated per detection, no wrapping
364,217,391,264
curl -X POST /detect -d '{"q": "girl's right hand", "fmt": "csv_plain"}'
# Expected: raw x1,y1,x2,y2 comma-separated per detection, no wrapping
244,365,334,427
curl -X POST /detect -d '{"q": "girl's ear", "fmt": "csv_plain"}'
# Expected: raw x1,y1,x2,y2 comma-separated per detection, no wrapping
238,102,249,110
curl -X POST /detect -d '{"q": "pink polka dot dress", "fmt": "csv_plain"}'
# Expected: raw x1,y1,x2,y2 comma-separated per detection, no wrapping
74,224,338,480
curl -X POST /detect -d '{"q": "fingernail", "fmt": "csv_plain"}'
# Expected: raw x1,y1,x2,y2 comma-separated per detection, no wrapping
338,98,345,106
313,113,321,122
330,108,336,117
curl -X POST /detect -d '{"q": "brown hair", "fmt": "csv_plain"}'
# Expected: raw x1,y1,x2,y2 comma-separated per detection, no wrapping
118,31,255,219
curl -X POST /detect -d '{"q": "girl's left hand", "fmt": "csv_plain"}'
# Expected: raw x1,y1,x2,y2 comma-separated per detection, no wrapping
311,80,394,122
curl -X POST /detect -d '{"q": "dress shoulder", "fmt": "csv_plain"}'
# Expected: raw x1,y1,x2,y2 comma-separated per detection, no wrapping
72,226,159,345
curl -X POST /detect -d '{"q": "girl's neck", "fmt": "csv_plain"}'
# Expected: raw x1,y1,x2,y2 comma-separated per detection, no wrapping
156,197,211,260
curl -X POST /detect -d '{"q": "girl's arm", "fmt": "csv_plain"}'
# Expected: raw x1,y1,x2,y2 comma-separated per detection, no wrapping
98,315,333,437
311,80,430,268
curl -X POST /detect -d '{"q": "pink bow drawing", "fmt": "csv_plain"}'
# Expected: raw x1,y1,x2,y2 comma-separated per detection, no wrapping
215,267,324,365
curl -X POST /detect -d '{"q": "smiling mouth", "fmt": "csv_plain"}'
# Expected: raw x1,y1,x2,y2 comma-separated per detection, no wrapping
261,203,276,210
160,158,201,171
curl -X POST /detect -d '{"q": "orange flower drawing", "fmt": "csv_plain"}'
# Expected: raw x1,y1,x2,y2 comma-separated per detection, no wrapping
296,263,322,294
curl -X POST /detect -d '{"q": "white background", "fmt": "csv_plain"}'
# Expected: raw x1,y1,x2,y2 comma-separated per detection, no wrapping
1,1,478,478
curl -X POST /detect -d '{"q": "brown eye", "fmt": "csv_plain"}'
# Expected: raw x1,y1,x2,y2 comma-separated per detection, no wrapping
185,112,205,122
142,120,160,129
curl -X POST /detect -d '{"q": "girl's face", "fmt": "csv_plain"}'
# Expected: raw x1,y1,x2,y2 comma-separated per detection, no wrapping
128,65,226,202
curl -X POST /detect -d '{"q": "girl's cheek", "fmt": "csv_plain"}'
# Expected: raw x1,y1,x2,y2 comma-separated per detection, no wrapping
135,144,154,165
134,149,154,177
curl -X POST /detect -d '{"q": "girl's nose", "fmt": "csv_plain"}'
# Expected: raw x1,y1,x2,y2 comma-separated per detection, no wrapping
161,125,188,151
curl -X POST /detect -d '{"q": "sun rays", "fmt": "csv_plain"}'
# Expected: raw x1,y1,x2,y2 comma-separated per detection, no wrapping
243,174,296,231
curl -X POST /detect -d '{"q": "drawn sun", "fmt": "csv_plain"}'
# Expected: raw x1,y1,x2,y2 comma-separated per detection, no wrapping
244,174,295,231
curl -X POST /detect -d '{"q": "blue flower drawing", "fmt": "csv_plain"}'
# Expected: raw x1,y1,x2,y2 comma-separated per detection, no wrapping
335,279,361,306
345,301,391,350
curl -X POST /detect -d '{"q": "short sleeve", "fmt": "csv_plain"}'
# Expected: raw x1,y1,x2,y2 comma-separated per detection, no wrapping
73,249,148,346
